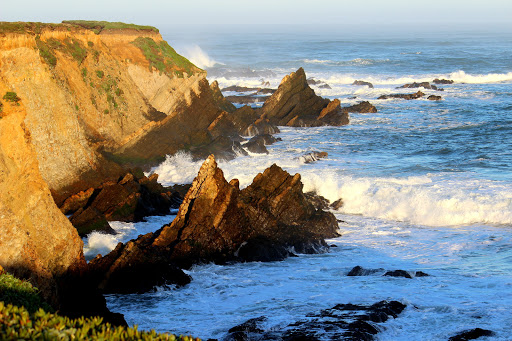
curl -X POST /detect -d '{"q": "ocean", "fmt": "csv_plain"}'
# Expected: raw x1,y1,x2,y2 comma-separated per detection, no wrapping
84,27,512,340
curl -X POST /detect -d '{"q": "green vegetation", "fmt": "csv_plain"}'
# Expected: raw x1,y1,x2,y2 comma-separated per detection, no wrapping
0,271,200,340
62,20,159,34
87,41,94,47
82,67,88,78
96,70,104,78
0,101,3,115
104,109,109,115
0,22,59,35
132,37,201,77
35,36,57,67
3,92,21,105
0,271,52,313
64,38,87,63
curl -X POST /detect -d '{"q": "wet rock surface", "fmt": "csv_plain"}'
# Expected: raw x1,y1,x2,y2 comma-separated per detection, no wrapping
428,95,443,101
378,91,425,100
352,80,374,88
448,328,495,341
223,300,406,341
88,156,339,293
299,151,328,163
341,101,378,113
433,78,454,84
398,82,443,91
62,171,185,236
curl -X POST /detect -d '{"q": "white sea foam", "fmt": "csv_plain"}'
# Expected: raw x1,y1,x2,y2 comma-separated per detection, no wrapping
177,45,221,69
302,172,512,227
83,215,175,260
149,151,203,186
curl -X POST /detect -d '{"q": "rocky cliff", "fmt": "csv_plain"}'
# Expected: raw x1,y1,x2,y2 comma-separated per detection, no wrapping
0,21,229,204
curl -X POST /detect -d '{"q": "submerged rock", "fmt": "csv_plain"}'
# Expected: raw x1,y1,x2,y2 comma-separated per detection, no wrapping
342,101,378,113
378,91,425,100
352,80,374,88
223,300,406,341
448,328,495,341
384,270,430,278
347,265,384,276
428,95,442,101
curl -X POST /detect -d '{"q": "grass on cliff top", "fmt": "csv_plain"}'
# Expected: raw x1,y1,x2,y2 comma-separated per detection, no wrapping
0,22,60,34
0,271,201,340
132,37,202,78
62,20,159,34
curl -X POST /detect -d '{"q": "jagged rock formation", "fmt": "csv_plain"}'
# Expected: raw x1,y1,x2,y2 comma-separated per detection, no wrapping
89,155,339,292
62,172,184,236
259,67,347,127
433,78,454,84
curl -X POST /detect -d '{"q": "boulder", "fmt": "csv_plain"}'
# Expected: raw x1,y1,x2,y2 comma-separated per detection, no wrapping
341,101,378,113
89,155,339,292
299,151,328,163
384,270,430,278
448,328,495,341
243,134,281,154
433,78,454,84
428,95,442,101
347,266,384,276
352,80,374,88
398,82,440,90
378,91,425,100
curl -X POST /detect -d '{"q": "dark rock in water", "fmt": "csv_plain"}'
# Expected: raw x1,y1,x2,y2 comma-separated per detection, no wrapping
307,78,322,85
341,101,378,113
222,85,262,93
347,266,383,276
397,82,441,90
243,134,281,154
352,80,374,88
243,137,269,154
304,192,331,211
64,171,184,236
433,78,454,84
193,135,248,161
414,271,430,277
223,300,406,341
428,95,442,101
257,88,276,94
384,270,413,278
299,151,328,163
330,198,344,210
90,156,339,292
318,83,332,89
384,270,430,278
317,99,350,126
378,91,425,100
230,106,280,137
448,328,495,341
261,68,347,127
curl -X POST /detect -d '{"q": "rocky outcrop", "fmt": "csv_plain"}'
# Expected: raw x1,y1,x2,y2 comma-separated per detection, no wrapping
448,328,495,341
210,81,236,113
378,91,425,100
398,82,442,90
433,78,454,84
224,300,406,341
89,155,339,292
243,134,281,154
428,95,442,101
260,68,349,127
62,171,184,236
352,80,374,88
342,101,378,113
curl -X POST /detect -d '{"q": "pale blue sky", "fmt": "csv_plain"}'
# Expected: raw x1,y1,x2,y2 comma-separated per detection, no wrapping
2,0,511,31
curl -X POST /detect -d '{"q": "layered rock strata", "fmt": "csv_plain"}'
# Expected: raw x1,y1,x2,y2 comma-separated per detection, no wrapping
89,155,339,293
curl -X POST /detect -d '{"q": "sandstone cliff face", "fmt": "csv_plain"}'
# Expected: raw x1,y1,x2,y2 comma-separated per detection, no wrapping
0,90,85,306
0,22,230,203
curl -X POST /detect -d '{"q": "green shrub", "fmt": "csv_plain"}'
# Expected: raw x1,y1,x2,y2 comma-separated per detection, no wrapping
35,36,57,67
96,70,104,78
62,20,159,34
0,272,52,313
2,92,21,104
64,38,87,64
104,109,109,114
87,41,94,47
82,67,88,78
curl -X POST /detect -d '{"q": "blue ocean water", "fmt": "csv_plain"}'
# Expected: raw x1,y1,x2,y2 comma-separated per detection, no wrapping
87,28,512,339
